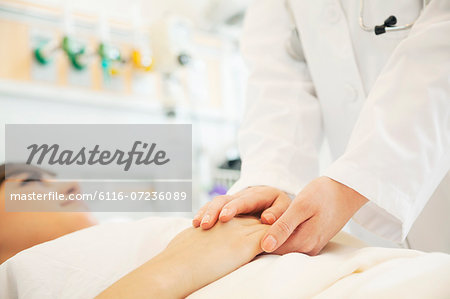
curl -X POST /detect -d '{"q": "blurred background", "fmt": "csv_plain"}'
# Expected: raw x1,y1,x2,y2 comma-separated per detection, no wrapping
0,0,252,222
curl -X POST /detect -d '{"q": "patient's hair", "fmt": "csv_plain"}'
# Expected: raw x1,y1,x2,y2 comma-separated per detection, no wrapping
0,163,55,187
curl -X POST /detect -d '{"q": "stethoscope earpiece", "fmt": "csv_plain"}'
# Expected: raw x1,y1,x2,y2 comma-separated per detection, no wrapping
384,15,398,27
375,15,398,35
359,0,426,35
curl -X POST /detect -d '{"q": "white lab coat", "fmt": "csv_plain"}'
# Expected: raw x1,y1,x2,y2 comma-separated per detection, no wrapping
228,0,450,252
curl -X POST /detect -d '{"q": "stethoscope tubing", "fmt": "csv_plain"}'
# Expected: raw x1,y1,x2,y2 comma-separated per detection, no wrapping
359,0,427,33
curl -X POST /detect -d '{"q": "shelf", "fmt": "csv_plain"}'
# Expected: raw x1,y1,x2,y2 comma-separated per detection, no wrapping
0,78,240,124
0,78,164,114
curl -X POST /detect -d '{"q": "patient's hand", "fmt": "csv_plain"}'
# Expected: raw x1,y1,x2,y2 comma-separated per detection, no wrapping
166,217,268,281
97,217,268,299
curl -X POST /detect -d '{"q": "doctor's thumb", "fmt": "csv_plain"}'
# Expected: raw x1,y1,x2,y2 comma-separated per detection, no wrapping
261,202,309,252
261,219,295,253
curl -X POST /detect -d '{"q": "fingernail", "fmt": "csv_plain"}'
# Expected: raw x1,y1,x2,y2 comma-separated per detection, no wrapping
262,235,277,252
201,214,210,225
264,213,276,224
219,208,231,219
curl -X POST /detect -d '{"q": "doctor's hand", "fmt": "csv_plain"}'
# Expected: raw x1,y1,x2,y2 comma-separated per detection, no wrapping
262,176,368,255
192,186,291,229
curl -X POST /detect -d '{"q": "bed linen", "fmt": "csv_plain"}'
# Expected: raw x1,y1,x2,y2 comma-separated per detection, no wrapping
0,217,449,298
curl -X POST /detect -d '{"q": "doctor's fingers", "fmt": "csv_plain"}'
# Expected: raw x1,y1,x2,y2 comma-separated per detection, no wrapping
194,188,251,228
272,217,323,256
261,200,314,253
218,191,278,223
260,194,291,225
192,202,210,227
193,192,241,227
199,195,235,229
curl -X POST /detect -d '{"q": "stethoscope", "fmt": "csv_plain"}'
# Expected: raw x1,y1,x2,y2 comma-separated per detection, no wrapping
359,0,428,35
285,0,429,60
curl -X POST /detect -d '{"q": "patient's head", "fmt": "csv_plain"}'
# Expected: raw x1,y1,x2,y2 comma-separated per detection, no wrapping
0,163,97,264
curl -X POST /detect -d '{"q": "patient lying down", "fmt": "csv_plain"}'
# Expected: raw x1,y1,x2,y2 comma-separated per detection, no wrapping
1,164,450,298
0,163,267,297
0,163,267,298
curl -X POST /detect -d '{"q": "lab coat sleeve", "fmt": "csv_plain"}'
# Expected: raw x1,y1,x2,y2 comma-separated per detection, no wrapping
228,0,323,196
324,0,450,243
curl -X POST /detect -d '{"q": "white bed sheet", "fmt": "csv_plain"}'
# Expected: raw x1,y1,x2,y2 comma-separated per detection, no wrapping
0,217,449,299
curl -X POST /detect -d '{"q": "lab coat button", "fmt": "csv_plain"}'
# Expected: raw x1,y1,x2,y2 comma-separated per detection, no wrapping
344,83,358,102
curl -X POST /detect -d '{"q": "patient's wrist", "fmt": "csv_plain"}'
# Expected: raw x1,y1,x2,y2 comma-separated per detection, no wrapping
96,251,192,299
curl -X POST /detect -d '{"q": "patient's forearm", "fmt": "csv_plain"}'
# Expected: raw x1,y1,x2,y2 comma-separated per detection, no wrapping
97,218,268,298
97,250,194,298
